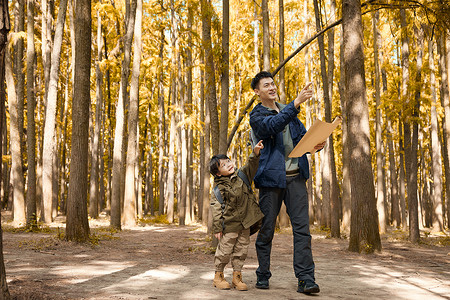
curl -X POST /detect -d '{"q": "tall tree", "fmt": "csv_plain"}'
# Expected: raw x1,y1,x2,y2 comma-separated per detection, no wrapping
13,0,24,179
5,37,25,225
201,0,219,155
407,22,423,242
110,0,137,229
278,0,285,103
342,0,381,253
0,0,11,296
42,0,69,223
262,0,270,71
89,9,104,219
185,0,194,224
313,0,330,228
123,0,143,227
26,0,37,228
219,0,229,154
373,11,386,234
429,34,442,231
157,27,165,216
65,0,91,242
437,31,449,231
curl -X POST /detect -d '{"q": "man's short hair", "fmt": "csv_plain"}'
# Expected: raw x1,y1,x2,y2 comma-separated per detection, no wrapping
209,154,230,176
251,71,274,90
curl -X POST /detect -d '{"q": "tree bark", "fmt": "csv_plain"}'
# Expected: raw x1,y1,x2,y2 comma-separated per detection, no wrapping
123,0,142,227
343,0,381,253
313,0,330,228
65,0,91,243
89,9,104,219
262,0,270,71
186,2,194,224
0,0,11,296
219,0,229,154
339,23,351,233
278,0,285,103
5,37,25,225
42,0,69,223
110,0,137,229
407,23,423,242
13,0,24,182
26,0,37,228
437,31,449,232
373,11,386,234
157,27,165,216
388,118,400,227
201,0,219,155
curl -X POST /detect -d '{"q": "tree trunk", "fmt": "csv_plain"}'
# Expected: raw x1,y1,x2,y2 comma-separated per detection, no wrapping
278,0,286,103
65,0,91,243
0,0,11,296
26,0,37,228
373,11,386,234
407,23,423,242
339,24,351,233
262,0,270,71
123,0,142,227
201,0,219,155
343,0,381,253
13,0,24,182
157,27,165,216
313,0,330,228
89,9,104,219
167,101,175,223
438,31,449,231
110,0,136,229
253,3,260,73
219,0,229,154
447,31,450,227
186,2,194,224
388,118,400,227
5,37,25,225
42,0,69,223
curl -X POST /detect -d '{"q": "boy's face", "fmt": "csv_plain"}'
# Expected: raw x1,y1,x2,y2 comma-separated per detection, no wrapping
216,158,235,177
254,77,278,102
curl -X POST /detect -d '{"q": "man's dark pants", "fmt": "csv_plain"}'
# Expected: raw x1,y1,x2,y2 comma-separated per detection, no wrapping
255,175,315,282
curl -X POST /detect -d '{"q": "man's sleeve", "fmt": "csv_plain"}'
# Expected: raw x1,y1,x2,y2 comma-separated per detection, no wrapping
250,101,300,140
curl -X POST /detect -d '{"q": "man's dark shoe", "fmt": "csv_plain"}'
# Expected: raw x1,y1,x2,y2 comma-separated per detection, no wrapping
297,279,320,294
255,278,269,289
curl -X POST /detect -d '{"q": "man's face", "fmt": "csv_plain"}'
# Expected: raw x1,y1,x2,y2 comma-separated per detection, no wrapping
216,158,235,177
254,77,278,102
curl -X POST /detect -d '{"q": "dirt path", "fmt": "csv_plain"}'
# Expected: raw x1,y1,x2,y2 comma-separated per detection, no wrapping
2,218,449,300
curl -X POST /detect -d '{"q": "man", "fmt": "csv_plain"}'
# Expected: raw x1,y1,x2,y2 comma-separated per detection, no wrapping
249,71,324,294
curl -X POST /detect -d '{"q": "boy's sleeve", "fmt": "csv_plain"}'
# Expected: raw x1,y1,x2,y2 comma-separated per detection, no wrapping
239,151,260,183
210,188,224,234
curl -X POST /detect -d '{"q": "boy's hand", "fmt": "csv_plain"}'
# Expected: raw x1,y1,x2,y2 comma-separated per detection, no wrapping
294,82,313,108
215,232,223,240
253,140,264,156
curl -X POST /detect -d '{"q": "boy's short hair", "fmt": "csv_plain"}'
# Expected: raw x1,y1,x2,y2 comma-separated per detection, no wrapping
251,71,274,90
209,154,230,176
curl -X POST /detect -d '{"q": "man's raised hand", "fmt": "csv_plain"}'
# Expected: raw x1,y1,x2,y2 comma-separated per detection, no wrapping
294,82,313,107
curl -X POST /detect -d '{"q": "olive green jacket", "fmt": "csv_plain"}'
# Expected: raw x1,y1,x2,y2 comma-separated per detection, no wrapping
211,152,264,234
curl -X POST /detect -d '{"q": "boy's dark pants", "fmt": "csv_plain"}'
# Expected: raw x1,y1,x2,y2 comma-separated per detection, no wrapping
255,175,315,282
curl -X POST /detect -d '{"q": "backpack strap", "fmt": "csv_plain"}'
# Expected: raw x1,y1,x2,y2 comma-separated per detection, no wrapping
237,169,252,193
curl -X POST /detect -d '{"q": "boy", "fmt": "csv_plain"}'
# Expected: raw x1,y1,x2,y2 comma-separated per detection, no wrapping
209,140,265,291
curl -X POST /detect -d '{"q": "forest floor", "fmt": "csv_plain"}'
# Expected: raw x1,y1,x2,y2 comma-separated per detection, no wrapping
1,212,450,300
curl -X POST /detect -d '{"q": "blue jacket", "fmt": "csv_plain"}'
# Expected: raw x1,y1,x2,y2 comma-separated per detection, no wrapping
249,101,309,188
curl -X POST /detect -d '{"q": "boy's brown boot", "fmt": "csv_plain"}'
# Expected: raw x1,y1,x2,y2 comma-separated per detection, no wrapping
232,271,248,291
213,272,231,290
